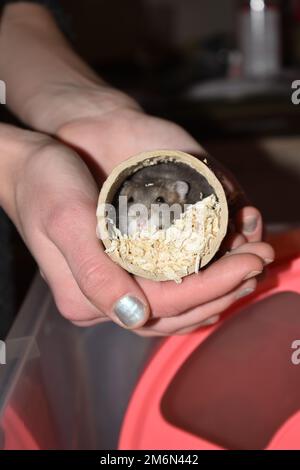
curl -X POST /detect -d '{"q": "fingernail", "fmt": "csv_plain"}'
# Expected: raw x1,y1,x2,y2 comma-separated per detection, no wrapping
264,258,274,266
236,287,255,300
113,295,148,328
243,216,258,233
243,270,262,280
201,315,220,326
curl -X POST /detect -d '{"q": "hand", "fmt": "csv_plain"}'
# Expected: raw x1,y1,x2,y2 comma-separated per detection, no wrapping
0,125,153,330
51,104,274,335
1,114,274,338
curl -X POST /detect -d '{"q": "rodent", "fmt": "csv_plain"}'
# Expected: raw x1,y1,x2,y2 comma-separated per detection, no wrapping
116,162,215,235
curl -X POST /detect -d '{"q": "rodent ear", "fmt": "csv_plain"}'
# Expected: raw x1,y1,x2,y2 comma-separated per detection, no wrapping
174,180,189,200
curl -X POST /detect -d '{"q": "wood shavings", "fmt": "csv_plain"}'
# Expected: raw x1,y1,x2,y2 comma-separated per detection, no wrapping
98,194,221,283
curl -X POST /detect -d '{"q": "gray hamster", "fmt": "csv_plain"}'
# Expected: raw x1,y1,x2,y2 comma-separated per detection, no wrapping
116,162,215,235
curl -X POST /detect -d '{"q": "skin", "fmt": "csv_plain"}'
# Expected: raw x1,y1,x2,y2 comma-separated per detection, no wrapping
0,4,275,336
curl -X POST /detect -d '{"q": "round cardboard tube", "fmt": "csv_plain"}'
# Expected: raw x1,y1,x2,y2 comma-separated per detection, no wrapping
97,150,228,281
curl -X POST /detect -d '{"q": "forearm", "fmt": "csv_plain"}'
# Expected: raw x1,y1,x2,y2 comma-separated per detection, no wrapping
0,3,139,133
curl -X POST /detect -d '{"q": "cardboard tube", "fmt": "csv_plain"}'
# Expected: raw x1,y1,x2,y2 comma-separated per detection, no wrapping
97,150,228,282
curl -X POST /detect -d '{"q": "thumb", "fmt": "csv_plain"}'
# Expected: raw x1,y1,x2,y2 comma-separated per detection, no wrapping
45,196,150,329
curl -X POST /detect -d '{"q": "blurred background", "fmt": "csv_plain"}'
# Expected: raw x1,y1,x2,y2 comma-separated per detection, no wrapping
1,0,300,337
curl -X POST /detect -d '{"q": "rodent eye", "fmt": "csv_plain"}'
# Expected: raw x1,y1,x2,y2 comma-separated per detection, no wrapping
155,196,165,203
128,196,134,203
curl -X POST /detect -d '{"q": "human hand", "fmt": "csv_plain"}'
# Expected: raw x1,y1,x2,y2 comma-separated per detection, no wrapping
52,104,275,335
0,109,274,337
0,125,154,331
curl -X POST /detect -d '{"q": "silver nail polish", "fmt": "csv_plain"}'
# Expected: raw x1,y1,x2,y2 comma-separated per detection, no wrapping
243,216,258,233
201,315,220,326
113,295,147,327
236,287,255,300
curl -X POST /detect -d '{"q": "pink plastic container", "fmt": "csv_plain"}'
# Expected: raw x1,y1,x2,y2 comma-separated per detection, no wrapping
3,407,39,450
119,256,300,450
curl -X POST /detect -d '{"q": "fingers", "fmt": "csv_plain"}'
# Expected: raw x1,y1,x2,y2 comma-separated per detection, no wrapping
198,314,221,327
236,206,263,242
41,197,271,332
38,236,273,334
71,317,109,327
137,248,265,318
135,278,257,336
138,241,274,334
222,233,247,251
35,234,107,323
225,241,275,264
44,197,150,329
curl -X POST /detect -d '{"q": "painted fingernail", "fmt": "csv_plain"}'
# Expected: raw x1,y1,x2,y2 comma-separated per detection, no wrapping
236,287,255,300
264,258,274,266
113,295,148,328
243,216,258,233
243,270,262,280
201,315,220,326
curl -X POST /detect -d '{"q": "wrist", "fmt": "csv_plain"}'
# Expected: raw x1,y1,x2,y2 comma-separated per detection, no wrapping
0,124,49,222
0,4,142,133
27,82,142,135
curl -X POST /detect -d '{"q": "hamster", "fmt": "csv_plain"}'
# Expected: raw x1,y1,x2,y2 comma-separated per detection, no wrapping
116,162,215,236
